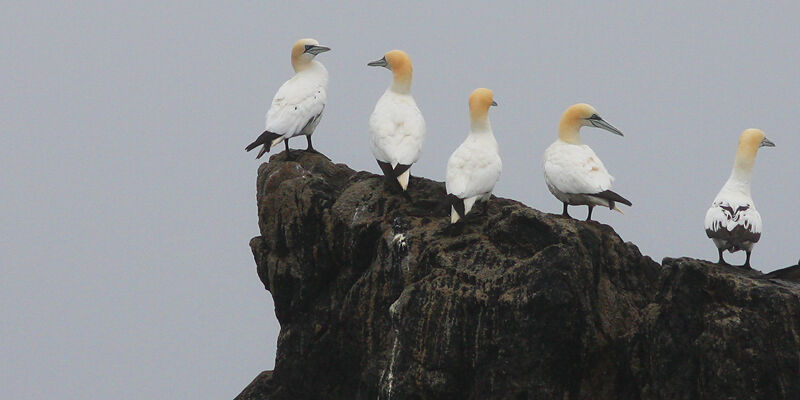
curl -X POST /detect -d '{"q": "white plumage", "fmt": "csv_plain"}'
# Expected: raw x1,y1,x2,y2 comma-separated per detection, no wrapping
265,64,327,144
543,141,614,205
369,91,425,168
542,103,630,221
246,39,329,159
446,132,502,216
704,192,762,251
368,50,425,191
446,88,501,223
704,128,774,268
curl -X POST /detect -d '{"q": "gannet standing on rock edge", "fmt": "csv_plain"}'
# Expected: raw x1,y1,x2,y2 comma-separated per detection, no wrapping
705,129,774,269
245,38,330,160
368,50,426,194
446,88,502,224
543,103,632,221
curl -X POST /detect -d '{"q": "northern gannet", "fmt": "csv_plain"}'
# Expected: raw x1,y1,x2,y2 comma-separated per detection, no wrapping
704,129,774,269
368,50,426,193
245,38,330,159
446,88,502,223
542,103,632,221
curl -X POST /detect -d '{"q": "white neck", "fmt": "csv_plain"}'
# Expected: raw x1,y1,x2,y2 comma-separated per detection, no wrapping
720,160,755,198
470,116,491,134
294,59,326,74
389,78,411,94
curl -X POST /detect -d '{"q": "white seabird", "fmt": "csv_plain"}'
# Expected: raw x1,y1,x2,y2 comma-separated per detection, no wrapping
246,38,330,159
368,50,426,193
446,88,502,224
542,103,632,221
704,128,774,269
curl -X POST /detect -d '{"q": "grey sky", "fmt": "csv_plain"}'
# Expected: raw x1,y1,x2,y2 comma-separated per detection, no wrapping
2,1,798,398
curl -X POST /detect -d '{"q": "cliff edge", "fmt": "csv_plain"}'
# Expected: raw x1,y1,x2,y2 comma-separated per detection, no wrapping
238,152,800,400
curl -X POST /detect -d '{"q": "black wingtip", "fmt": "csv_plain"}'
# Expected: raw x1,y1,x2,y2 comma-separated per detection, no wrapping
448,194,466,220
245,131,281,154
245,141,259,152
594,189,632,207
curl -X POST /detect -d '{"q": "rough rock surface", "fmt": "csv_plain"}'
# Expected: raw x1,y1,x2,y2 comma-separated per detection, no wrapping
237,152,800,400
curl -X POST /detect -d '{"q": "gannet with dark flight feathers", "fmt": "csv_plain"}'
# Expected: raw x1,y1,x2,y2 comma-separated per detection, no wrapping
446,88,501,223
368,50,426,193
704,129,774,269
245,38,330,159
543,103,632,221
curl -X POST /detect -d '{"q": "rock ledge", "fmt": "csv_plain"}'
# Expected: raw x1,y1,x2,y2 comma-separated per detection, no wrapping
238,152,800,400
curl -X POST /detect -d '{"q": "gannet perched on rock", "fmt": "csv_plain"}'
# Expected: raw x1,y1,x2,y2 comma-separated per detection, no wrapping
245,38,330,159
368,50,426,193
705,129,774,269
542,103,632,221
446,88,501,223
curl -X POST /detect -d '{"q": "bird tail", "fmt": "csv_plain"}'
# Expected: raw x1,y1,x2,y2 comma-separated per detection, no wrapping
594,189,633,207
245,131,282,159
394,164,412,191
450,206,460,224
448,194,465,224
613,205,624,214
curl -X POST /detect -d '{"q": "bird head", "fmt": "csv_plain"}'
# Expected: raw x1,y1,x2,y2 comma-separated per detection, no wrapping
558,103,622,143
733,128,774,173
469,88,497,124
368,50,413,92
291,38,330,71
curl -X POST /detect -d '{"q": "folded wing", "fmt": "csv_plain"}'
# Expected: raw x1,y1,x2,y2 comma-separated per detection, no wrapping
369,95,426,165
705,201,762,245
544,144,613,195
446,142,502,199
266,78,327,139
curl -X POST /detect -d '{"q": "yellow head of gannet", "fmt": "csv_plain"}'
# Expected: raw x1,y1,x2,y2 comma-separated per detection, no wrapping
558,103,622,144
734,128,775,171
291,38,330,72
468,88,498,128
368,50,414,93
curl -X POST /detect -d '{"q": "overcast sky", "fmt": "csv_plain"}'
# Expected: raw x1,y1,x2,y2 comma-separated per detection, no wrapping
2,1,799,399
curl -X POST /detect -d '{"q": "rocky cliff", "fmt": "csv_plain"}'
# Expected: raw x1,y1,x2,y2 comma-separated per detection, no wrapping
237,152,800,400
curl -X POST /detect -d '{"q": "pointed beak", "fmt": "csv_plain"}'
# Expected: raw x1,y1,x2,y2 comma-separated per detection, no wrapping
491,100,498,107
367,56,388,67
305,45,330,55
588,116,623,136
760,137,775,147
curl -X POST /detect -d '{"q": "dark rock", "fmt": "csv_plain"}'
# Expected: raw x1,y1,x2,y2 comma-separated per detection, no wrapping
237,371,274,400
237,151,800,400
762,264,800,284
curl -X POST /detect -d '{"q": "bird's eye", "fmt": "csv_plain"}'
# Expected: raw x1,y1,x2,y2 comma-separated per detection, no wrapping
588,114,602,120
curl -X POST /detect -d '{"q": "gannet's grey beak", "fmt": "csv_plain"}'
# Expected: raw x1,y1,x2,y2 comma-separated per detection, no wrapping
367,56,388,68
304,45,330,55
491,100,498,107
761,137,775,147
587,114,623,136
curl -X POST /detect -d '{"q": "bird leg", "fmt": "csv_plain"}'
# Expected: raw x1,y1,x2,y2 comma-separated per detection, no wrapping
717,248,729,266
305,135,320,154
586,205,594,221
284,140,296,161
562,203,571,218
742,251,753,269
